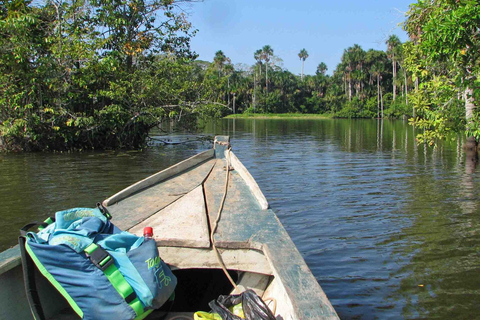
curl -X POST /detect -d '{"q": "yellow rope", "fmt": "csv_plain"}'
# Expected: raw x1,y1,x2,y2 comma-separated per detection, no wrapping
210,147,238,291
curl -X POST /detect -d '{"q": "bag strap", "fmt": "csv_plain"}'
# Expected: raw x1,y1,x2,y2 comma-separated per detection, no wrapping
38,217,55,231
84,243,145,317
20,217,56,236
97,202,112,220
19,236,46,320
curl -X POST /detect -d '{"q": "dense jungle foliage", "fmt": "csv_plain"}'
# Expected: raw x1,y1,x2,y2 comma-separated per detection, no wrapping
0,0,221,151
1,0,478,151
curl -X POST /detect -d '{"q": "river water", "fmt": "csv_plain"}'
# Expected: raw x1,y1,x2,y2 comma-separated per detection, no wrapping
1,119,479,319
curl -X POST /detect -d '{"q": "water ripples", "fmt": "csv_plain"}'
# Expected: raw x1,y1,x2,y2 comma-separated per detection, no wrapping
2,119,479,319
224,122,480,319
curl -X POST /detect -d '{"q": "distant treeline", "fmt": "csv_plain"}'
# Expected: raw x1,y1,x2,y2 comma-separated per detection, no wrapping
203,41,408,120
1,0,478,151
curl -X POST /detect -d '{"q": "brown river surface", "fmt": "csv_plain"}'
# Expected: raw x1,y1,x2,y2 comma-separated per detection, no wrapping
1,118,479,319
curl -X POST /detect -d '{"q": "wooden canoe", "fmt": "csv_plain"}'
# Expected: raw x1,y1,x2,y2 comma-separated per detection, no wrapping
0,136,338,320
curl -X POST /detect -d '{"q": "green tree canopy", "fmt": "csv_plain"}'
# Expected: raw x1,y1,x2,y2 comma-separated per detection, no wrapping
404,0,480,145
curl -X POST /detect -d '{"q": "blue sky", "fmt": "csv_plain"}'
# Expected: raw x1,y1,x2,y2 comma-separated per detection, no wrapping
184,0,413,75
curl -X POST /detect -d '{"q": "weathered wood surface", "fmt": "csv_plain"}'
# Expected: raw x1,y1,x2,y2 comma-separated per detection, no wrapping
156,247,272,275
107,158,216,231
129,186,210,248
203,159,235,233
104,149,214,206
228,150,269,210
0,246,21,274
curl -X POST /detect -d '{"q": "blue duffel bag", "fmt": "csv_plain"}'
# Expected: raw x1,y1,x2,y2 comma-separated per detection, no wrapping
19,206,177,320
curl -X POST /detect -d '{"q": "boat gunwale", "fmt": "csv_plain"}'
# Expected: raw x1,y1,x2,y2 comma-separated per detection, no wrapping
227,149,269,210
104,149,215,207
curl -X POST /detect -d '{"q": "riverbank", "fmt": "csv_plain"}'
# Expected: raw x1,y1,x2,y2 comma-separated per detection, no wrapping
224,113,333,119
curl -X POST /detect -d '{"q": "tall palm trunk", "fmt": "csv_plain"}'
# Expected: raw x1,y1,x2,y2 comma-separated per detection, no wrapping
404,69,408,106
227,77,230,107
380,85,384,118
377,74,380,118
348,77,352,102
265,63,268,93
413,78,419,118
392,53,396,102
253,72,256,111
301,60,304,80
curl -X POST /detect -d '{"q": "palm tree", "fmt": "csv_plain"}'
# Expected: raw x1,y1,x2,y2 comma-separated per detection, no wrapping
386,35,401,102
315,62,328,97
212,50,232,105
366,49,387,118
349,44,366,98
261,45,273,93
366,49,383,117
213,50,229,77
342,45,365,101
340,49,353,101
316,62,327,76
298,48,309,80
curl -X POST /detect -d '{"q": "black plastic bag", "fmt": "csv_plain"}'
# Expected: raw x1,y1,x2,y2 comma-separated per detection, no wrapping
208,289,276,320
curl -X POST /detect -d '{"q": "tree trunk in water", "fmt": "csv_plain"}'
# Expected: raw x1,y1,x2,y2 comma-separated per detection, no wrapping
464,87,477,168
465,136,478,173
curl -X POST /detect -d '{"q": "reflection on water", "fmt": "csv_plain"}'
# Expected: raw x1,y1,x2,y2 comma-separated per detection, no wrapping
1,119,479,319
205,119,480,319
0,142,212,252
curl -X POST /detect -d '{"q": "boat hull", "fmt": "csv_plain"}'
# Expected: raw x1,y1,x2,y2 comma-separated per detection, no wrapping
0,136,338,320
